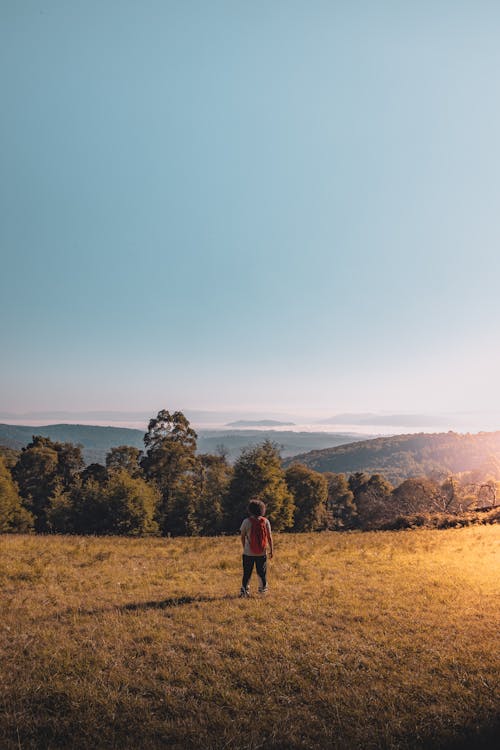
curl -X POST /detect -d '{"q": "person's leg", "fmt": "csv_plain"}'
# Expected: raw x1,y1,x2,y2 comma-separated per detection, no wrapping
241,555,255,594
255,555,268,592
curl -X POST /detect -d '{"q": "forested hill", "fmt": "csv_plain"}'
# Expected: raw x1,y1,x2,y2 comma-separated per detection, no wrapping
0,424,144,465
0,423,367,465
284,431,500,484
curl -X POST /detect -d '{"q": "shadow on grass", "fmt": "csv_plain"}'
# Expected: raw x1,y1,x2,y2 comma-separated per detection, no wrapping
119,594,237,612
409,717,500,750
51,594,238,621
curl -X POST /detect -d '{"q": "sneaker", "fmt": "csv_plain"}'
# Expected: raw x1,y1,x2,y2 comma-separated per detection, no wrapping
258,587,268,595
239,587,250,598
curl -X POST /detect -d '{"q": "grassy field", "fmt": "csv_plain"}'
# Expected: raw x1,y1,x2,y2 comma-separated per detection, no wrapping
1,526,499,749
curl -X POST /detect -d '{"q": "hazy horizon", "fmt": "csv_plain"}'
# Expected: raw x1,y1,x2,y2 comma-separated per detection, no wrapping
3,3,500,419
2,407,500,437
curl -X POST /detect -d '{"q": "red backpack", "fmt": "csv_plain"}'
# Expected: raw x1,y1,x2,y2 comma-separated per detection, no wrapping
249,516,268,554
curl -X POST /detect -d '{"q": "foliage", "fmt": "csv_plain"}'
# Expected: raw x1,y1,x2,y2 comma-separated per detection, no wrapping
141,410,198,535
0,445,20,468
46,484,75,533
392,477,443,517
3,411,499,537
351,473,393,530
80,462,108,485
143,410,197,453
71,479,113,534
194,453,231,535
224,440,295,531
324,472,358,529
12,436,84,531
285,463,328,531
104,470,160,536
0,456,33,533
106,446,143,477
381,506,500,530
47,472,161,536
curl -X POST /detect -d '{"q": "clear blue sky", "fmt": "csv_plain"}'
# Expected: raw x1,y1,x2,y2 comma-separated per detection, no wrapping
2,1,500,418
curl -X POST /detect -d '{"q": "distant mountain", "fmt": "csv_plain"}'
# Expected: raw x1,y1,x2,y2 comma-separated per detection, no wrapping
321,413,451,427
0,423,369,465
195,430,367,461
284,431,500,484
226,420,295,427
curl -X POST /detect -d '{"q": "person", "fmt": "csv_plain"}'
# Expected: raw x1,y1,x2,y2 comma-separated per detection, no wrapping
239,498,273,597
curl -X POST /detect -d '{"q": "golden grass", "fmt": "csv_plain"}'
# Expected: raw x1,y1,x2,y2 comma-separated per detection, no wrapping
1,526,499,749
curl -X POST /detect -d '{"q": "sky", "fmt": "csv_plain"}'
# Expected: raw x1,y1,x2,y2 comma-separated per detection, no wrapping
2,1,500,424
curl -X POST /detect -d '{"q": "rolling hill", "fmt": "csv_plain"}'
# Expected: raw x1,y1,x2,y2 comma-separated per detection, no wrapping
284,430,500,484
0,424,145,465
0,423,368,465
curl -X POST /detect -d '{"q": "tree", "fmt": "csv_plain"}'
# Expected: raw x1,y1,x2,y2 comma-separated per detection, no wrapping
0,445,20,468
80,463,108,485
225,441,295,532
286,464,328,532
104,470,160,535
195,453,232,535
12,436,83,531
141,410,198,535
143,410,197,453
71,478,112,534
46,484,75,533
391,478,442,517
348,472,371,496
353,474,393,530
476,481,497,509
0,456,33,533
106,446,143,477
324,472,358,529
439,475,461,513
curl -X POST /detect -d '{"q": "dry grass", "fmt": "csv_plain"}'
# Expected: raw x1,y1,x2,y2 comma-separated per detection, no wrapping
0,526,499,749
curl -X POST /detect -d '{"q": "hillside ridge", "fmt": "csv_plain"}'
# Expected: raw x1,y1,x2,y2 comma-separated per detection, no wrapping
284,429,500,483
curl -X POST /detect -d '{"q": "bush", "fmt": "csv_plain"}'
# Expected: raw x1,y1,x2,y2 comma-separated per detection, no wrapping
381,508,499,531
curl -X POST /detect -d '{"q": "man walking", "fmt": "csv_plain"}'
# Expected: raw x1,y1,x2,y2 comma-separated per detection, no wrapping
239,499,273,597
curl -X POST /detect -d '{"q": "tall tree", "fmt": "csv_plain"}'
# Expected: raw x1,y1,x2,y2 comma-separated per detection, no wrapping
143,410,197,452
141,410,198,534
225,441,295,531
286,464,328,532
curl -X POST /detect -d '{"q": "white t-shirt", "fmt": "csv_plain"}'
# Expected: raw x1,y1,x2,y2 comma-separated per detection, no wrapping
240,516,272,556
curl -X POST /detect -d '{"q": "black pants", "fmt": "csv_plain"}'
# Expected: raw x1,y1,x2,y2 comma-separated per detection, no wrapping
242,554,267,590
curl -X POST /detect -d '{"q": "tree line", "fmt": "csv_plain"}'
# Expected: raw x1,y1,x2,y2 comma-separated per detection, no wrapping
0,410,498,536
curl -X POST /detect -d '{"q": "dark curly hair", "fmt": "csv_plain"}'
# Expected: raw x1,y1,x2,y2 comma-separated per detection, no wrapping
248,498,266,517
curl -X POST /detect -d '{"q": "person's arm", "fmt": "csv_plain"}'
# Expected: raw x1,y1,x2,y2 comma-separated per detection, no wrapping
240,520,247,551
267,527,274,559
